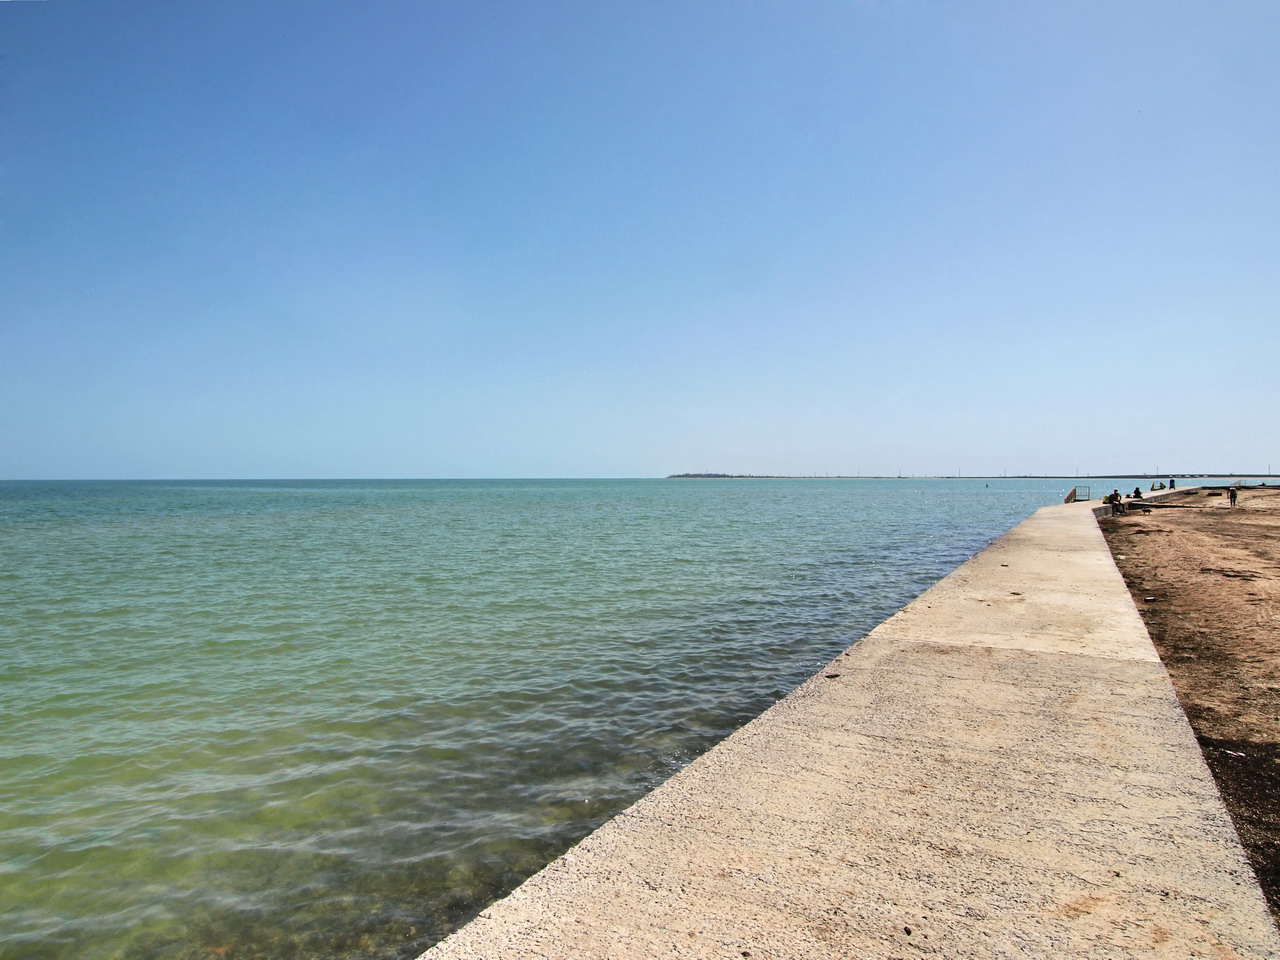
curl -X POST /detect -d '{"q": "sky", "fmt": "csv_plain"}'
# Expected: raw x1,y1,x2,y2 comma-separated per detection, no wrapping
2,1,1277,479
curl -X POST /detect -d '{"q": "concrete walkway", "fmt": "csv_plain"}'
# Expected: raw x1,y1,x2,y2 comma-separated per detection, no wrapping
421,501,1280,959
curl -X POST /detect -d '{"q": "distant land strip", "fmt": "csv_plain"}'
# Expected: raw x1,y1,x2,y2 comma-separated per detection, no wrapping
666,473,1278,480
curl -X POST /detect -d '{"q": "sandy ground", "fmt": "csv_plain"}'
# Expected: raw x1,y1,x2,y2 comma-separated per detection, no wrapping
1100,486,1280,923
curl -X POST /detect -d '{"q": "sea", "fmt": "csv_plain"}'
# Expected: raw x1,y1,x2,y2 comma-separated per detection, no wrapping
0,477,1208,959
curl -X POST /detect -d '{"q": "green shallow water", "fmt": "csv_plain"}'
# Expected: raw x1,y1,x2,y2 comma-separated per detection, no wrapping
2,477,1131,959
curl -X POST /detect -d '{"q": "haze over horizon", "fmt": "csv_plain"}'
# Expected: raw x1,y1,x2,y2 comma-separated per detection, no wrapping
4,2,1277,480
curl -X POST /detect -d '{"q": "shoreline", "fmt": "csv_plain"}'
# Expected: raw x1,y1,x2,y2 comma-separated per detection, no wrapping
420,497,1279,958
1102,486,1280,923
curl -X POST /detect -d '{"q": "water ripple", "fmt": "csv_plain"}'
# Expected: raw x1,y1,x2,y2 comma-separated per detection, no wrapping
0,477,1083,960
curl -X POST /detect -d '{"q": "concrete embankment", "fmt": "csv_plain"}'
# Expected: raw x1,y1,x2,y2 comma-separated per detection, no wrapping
421,500,1280,959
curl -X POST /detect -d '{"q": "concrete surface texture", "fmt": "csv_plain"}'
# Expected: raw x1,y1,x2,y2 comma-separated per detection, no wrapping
419,501,1280,959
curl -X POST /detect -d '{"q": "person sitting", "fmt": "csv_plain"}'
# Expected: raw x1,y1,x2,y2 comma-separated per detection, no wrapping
1132,487,1143,499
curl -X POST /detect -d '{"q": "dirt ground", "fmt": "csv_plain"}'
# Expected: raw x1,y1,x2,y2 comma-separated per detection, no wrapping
1100,486,1280,924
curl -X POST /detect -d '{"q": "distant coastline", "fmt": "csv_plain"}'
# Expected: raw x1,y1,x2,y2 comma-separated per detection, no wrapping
666,473,1276,480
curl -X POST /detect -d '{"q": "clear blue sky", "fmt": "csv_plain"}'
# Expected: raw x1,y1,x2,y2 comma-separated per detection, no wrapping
3,1,1276,478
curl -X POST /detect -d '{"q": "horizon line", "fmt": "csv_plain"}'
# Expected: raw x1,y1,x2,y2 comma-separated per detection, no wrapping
2,472,1277,483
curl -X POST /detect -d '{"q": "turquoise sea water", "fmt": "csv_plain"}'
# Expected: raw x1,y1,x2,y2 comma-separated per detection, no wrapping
0,477,1183,959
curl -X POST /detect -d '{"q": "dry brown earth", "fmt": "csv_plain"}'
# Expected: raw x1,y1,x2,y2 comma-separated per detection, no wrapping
1101,486,1280,924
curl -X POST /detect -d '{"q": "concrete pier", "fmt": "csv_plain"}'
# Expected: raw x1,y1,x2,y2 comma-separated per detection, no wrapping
420,500,1280,959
